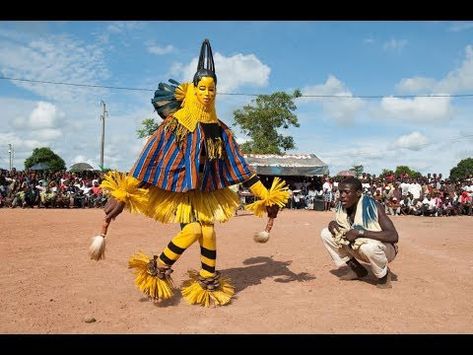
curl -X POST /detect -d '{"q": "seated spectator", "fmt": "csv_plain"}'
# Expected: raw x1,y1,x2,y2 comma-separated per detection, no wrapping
459,191,472,216
422,194,437,216
388,197,401,216
400,194,413,215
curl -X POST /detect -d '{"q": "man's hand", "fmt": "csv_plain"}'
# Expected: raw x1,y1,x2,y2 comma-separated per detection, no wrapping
266,204,280,219
328,220,341,236
344,228,362,242
104,197,125,221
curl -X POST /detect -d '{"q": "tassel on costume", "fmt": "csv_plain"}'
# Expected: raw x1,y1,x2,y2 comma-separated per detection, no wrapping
89,235,106,260
89,217,110,261
128,252,174,301
205,137,224,160
254,217,274,243
245,177,290,217
100,170,149,214
163,117,190,147
181,270,234,307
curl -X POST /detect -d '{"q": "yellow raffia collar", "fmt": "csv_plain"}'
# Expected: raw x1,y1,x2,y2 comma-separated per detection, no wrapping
173,82,218,132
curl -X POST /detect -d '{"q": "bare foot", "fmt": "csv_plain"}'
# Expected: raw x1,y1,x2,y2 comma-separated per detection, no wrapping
339,269,360,281
376,271,392,289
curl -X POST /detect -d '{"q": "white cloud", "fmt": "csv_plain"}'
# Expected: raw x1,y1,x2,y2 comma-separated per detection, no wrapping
106,22,144,34
0,97,100,170
396,77,437,93
301,75,365,124
383,39,408,51
396,44,473,95
392,131,429,151
169,52,271,92
448,22,473,32
94,22,145,48
0,34,109,103
28,101,63,129
323,145,386,164
0,131,43,169
146,42,175,55
363,38,375,44
36,128,63,141
380,96,452,122
9,102,65,141
436,45,473,93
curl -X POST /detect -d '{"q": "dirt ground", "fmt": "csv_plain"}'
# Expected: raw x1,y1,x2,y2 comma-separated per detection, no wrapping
1,208,472,334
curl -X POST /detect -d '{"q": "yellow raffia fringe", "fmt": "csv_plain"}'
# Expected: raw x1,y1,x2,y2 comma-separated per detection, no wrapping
128,252,174,300
174,82,189,102
173,83,218,132
245,177,290,217
181,270,235,307
163,118,190,147
100,171,149,214
146,187,239,224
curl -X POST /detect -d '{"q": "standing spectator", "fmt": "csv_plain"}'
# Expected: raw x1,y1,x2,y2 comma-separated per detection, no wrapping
322,177,333,212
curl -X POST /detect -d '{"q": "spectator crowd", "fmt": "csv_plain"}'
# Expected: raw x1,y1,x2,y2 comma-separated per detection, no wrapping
2,168,472,217
265,172,473,217
0,168,107,209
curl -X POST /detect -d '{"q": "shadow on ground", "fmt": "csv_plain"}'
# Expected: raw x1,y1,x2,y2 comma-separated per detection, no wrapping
330,265,399,286
136,256,317,307
222,256,316,293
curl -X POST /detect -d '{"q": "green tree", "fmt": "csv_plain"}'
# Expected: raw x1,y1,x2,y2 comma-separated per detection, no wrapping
350,164,364,177
24,147,66,171
450,157,473,181
379,169,394,179
137,118,160,139
232,90,302,154
394,165,421,178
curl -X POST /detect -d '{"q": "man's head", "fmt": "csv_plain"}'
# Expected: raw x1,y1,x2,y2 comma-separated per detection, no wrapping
338,176,362,209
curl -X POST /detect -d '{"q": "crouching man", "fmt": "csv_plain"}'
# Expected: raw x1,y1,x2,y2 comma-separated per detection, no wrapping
320,177,399,288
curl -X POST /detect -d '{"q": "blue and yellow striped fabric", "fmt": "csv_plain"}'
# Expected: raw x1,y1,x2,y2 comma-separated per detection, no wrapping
130,117,254,192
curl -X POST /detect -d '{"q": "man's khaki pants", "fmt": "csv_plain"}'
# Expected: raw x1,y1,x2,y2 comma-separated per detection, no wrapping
320,227,397,278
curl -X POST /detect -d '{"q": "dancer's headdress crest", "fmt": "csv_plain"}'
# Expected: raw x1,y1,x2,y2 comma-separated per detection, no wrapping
193,39,217,86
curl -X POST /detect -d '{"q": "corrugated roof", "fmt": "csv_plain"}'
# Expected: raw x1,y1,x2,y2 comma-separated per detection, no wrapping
243,154,329,176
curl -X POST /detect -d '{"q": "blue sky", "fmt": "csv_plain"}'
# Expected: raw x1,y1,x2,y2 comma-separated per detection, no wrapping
1,21,472,177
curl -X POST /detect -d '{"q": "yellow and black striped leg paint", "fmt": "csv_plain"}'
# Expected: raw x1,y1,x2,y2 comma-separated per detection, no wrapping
128,222,202,302
181,223,235,307
158,222,202,268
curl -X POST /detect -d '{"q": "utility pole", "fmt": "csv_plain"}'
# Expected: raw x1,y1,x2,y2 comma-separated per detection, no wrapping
99,100,107,170
8,144,13,171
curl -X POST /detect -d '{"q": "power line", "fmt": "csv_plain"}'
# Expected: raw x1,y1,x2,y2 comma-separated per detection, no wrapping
2,75,473,99
300,93,473,99
0,76,153,92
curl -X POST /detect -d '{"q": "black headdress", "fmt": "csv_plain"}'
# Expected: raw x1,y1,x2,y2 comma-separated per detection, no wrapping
193,39,217,86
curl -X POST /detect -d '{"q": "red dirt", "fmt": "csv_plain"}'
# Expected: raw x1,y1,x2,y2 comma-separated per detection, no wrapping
1,208,472,333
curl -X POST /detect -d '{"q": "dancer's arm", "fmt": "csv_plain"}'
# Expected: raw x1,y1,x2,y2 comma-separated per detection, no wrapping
242,174,289,218
101,171,150,221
